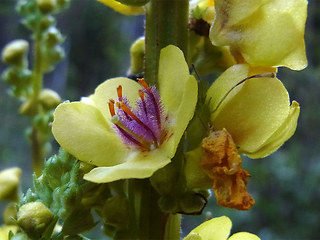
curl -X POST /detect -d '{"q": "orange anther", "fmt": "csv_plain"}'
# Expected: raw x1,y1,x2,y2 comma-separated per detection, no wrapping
138,78,150,91
139,89,145,100
108,99,115,116
119,102,142,125
117,85,122,99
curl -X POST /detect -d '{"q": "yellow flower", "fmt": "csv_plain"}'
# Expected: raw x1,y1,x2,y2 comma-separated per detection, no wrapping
184,216,260,240
185,64,299,210
0,225,18,240
52,45,197,183
207,64,300,159
210,0,308,70
97,0,144,15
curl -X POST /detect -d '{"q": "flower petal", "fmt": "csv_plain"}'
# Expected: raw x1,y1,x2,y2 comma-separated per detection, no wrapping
210,0,308,70
228,232,261,240
188,216,232,240
92,77,141,123
52,102,128,167
247,101,300,159
97,0,145,15
209,69,291,153
83,149,171,183
206,64,249,116
158,45,198,156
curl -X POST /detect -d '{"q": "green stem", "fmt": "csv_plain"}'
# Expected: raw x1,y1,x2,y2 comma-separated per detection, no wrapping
145,0,189,85
32,33,43,101
31,31,44,177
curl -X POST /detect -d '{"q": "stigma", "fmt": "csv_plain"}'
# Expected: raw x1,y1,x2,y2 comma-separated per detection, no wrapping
108,78,168,151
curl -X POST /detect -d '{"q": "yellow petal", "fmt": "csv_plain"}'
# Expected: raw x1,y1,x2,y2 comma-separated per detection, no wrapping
92,77,141,123
209,66,291,153
206,64,249,116
210,0,308,70
52,102,128,167
84,148,170,183
188,216,232,240
158,45,198,155
228,232,261,240
247,101,300,159
97,0,145,15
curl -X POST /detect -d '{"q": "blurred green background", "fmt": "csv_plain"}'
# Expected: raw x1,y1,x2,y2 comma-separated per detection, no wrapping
0,0,319,239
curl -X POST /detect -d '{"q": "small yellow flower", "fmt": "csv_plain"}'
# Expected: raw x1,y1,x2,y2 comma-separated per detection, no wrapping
184,216,260,240
206,64,300,159
52,45,197,183
210,0,308,70
97,0,144,15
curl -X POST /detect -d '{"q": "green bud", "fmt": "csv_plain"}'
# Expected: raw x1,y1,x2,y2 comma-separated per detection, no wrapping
45,27,63,47
0,167,22,202
39,88,61,110
102,197,129,229
2,40,29,66
3,68,32,87
3,203,18,225
129,37,145,75
179,192,207,215
37,0,57,14
40,16,55,31
19,99,39,116
17,202,54,238
115,0,149,7
158,195,179,213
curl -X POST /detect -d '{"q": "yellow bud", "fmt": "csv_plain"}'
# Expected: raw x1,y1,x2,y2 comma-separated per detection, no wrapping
4,203,18,225
17,202,54,238
0,225,19,240
2,40,29,66
129,37,145,75
0,167,22,202
37,0,57,13
39,89,62,110
19,99,39,116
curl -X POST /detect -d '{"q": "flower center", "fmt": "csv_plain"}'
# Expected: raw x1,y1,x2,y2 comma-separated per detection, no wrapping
108,78,168,151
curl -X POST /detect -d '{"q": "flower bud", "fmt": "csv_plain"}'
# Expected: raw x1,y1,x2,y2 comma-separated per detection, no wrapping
0,167,22,202
39,88,62,110
17,202,54,238
39,16,55,31
3,203,18,225
129,37,145,75
19,99,39,116
101,197,129,229
45,27,63,47
2,40,29,66
0,225,19,240
37,0,56,14
179,192,207,215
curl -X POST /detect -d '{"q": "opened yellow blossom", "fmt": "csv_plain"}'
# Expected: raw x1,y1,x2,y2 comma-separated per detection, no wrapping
185,63,299,210
210,0,308,70
207,63,300,158
52,45,197,183
184,216,260,240
97,0,144,15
